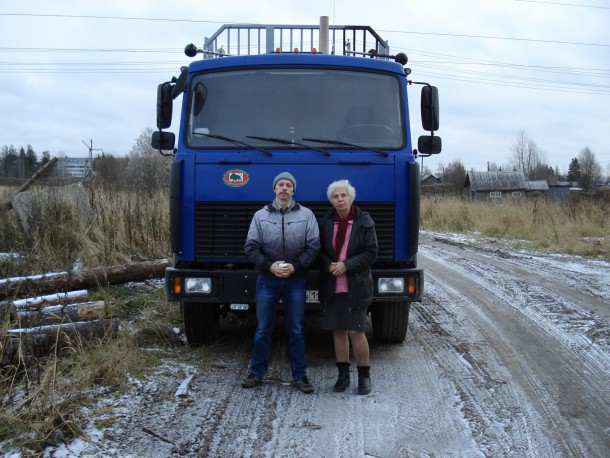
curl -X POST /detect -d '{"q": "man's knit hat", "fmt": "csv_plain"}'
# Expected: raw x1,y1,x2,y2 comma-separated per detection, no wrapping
273,172,296,191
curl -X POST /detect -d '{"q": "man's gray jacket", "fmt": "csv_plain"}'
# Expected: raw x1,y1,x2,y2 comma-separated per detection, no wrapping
244,201,320,277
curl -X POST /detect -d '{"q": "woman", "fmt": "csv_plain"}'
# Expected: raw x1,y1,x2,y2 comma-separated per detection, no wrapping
318,179,378,395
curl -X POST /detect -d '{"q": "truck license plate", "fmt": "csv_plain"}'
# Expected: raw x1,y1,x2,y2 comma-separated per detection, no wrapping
306,290,319,303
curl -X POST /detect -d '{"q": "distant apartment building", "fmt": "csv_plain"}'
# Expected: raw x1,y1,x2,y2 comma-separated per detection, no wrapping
54,157,90,178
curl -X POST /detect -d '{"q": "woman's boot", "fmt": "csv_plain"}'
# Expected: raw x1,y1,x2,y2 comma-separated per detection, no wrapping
333,362,350,392
357,365,371,395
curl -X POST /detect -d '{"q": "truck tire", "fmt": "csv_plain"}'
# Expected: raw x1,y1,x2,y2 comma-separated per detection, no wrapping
181,302,220,344
371,301,410,343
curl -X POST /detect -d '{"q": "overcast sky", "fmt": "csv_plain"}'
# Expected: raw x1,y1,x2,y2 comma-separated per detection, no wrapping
1,0,608,174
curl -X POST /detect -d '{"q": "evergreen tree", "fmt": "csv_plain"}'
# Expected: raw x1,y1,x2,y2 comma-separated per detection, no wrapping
41,150,51,167
2,146,18,177
25,145,38,176
578,147,601,190
567,158,581,183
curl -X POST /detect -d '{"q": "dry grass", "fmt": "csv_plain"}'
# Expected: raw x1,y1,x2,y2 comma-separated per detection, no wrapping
421,194,610,260
0,284,183,454
1,184,176,453
1,185,170,277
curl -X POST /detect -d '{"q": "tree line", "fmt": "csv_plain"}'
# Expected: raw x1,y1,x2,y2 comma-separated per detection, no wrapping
1,145,52,179
427,130,605,195
1,129,605,194
0,128,171,192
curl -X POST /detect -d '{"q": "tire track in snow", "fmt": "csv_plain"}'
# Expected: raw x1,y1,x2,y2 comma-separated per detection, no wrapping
419,238,610,457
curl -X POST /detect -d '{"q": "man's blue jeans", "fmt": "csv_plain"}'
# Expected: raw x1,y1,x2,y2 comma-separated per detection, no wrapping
250,275,307,381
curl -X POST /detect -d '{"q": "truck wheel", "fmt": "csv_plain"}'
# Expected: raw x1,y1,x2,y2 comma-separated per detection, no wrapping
371,301,410,343
181,302,220,344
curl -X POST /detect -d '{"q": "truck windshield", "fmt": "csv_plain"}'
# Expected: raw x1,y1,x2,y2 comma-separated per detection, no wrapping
187,68,404,150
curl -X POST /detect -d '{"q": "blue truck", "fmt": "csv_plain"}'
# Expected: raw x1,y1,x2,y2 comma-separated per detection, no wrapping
152,18,441,345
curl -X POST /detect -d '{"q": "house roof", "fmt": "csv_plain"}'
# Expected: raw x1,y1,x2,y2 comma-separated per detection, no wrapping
464,171,527,191
421,174,441,184
526,180,550,191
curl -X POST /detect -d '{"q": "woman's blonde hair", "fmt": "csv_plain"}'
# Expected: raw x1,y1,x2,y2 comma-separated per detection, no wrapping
326,179,356,202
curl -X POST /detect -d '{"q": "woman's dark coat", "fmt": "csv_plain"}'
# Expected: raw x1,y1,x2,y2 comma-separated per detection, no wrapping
318,205,378,310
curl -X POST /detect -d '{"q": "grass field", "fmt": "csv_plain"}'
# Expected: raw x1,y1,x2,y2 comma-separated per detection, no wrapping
421,194,609,260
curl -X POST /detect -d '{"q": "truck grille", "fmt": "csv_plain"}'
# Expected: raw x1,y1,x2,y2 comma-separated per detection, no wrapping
195,201,394,260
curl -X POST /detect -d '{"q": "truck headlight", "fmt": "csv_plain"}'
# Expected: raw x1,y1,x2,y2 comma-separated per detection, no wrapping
378,277,405,294
185,277,212,294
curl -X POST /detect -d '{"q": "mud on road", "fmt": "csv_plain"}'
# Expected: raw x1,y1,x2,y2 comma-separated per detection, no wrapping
47,232,609,457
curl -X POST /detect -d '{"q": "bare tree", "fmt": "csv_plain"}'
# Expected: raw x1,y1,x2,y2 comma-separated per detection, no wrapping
577,146,601,190
442,160,467,196
125,128,172,193
92,153,129,189
509,131,543,179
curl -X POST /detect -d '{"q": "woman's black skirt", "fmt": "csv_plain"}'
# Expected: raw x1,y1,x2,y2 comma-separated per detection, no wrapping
322,293,367,331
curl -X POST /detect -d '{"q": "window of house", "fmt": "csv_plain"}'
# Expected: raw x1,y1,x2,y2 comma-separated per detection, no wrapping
490,191,501,198
512,191,522,197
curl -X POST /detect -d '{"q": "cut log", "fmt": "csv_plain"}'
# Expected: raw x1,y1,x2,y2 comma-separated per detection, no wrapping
16,300,109,328
1,318,120,365
0,259,171,300
8,290,89,311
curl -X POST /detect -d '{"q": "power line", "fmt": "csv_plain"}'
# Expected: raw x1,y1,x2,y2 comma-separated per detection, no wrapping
1,14,607,95
414,70,610,95
513,0,610,9
400,48,610,77
2,12,608,48
0,12,226,24
379,29,609,48
0,47,182,53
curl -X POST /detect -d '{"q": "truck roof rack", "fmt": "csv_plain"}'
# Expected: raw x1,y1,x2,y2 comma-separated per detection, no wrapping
202,22,390,58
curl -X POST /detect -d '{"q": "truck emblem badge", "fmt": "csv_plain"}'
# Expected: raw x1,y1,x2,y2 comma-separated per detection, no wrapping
223,169,249,187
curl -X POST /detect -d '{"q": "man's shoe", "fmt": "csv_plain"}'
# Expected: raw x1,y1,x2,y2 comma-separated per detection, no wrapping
291,376,314,394
241,373,262,388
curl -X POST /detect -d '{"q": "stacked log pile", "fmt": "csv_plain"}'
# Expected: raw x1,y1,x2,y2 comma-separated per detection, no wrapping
0,290,117,366
1,260,170,366
1,161,171,366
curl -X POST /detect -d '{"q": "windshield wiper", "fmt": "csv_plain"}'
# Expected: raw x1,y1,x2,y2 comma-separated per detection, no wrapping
246,135,331,157
193,130,272,156
302,137,389,158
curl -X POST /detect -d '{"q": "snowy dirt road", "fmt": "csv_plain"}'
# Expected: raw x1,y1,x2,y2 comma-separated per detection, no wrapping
49,232,609,457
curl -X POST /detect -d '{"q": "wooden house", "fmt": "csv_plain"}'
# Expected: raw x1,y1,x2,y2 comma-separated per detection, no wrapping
421,174,441,186
464,171,528,200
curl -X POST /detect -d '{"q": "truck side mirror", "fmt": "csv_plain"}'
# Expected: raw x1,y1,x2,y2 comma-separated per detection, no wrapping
421,86,439,132
151,130,175,151
418,135,442,155
157,82,173,130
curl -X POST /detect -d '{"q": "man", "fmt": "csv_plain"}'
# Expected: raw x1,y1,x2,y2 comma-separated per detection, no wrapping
242,172,320,393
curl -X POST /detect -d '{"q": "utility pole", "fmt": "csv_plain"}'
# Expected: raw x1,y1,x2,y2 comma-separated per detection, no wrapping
82,139,104,160
82,139,104,178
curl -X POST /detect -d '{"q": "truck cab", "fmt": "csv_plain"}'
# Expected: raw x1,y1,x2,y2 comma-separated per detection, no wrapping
153,18,441,344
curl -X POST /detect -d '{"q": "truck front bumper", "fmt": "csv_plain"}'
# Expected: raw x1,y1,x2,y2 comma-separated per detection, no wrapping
165,267,423,304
